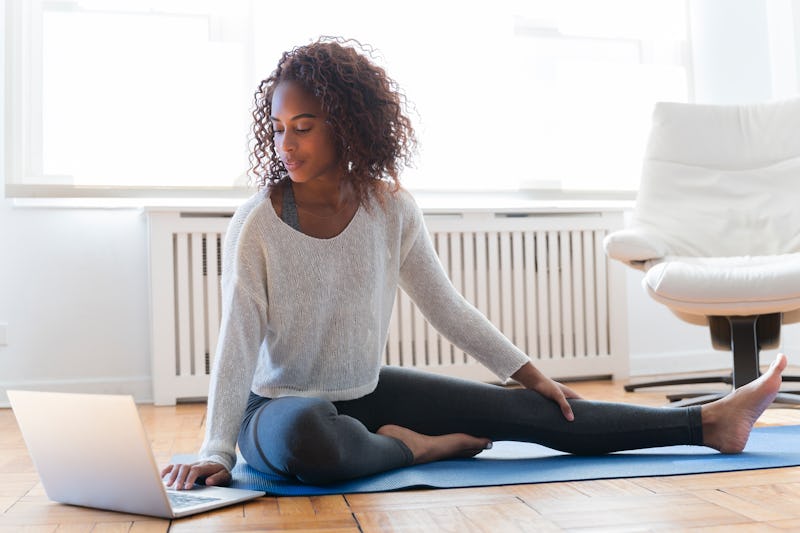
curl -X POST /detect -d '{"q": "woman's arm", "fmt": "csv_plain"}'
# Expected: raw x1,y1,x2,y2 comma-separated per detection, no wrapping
164,199,270,488
163,284,267,489
398,226,529,381
398,209,581,420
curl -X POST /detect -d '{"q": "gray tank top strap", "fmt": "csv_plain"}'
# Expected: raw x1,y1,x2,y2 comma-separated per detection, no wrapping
281,181,302,231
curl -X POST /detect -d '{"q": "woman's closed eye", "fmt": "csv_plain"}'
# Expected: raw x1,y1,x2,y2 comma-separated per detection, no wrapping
273,128,312,135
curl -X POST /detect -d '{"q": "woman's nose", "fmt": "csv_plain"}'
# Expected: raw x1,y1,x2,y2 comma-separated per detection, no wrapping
278,131,296,152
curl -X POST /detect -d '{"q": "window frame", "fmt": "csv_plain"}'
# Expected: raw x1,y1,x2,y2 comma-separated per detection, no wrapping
4,0,255,200
7,0,797,202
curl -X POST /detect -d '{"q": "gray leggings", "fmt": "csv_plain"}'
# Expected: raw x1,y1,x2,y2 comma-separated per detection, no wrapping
237,366,703,485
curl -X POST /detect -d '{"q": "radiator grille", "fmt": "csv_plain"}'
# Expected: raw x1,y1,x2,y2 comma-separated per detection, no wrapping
147,209,627,404
387,229,608,362
171,233,222,379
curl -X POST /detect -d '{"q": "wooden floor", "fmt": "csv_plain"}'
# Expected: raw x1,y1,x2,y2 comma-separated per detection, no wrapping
3,374,800,532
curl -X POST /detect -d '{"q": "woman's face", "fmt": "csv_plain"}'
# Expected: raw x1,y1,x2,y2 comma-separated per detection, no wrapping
270,81,342,185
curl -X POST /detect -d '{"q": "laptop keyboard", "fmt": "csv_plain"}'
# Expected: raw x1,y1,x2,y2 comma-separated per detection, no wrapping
167,490,222,509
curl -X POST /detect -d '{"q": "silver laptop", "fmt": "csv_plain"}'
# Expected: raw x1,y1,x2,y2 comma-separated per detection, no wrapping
8,390,264,518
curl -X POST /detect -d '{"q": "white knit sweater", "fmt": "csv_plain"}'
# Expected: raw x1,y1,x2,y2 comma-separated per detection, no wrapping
198,188,531,471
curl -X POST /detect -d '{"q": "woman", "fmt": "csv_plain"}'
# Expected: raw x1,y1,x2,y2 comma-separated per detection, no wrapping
163,37,786,488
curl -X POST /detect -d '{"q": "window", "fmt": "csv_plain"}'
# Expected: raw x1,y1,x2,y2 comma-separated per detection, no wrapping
7,0,793,199
39,2,251,189
6,0,252,197
506,0,688,192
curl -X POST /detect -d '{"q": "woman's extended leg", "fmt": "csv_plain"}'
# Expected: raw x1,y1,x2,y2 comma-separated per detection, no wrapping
336,354,786,459
336,368,702,455
238,355,785,483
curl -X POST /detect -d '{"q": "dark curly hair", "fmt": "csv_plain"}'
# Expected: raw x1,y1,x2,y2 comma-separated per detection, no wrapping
248,37,416,205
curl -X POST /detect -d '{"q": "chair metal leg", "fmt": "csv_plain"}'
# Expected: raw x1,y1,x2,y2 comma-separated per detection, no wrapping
729,316,761,387
665,391,725,402
774,393,800,405
665,391,800,407
666,393,725,408
723,315,800,406
666,388,800,400
624,313,800,407
623,374,731,393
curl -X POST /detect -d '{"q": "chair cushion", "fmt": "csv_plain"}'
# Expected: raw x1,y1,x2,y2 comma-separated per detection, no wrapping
632,98,800,258
634,157,800,257
644,254,800,316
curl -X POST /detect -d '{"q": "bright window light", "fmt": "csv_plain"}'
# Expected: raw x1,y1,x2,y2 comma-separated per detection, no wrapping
40,2,251,188
11,0,691,196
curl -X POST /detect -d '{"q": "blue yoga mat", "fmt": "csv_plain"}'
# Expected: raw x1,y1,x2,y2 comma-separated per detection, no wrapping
176,425,800,496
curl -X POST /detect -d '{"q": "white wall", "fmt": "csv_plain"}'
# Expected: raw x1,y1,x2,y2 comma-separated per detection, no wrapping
689,0,773,103
2,200,800,405
0,200,152,404
690,0,800,103
0,197,705,406
3,198,799,407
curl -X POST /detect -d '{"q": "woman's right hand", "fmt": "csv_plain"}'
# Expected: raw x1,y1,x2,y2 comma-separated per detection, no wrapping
161,461,232,490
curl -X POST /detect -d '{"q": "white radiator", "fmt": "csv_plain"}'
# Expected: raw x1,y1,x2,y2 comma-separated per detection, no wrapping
147,207,628,405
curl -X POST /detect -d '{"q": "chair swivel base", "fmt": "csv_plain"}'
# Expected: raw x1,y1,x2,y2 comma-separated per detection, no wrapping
624,375,733,392
624,314,800,407
624,374,800,393
662,390,800,408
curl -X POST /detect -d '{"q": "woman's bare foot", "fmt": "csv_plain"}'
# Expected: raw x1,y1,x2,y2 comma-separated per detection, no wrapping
702,353,787,453
377,424,491,464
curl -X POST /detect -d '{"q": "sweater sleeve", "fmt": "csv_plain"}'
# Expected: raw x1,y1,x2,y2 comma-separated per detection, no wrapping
198,201,269,471
197,284,266,471
397,208,531,382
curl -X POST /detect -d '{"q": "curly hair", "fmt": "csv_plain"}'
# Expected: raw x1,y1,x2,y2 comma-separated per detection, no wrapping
248,37,417,205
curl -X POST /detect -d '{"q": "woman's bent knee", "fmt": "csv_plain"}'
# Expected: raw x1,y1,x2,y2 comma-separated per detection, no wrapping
243,396,352,483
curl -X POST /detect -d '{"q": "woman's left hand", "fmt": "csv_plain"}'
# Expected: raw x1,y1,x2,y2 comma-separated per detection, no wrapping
511,362,583,421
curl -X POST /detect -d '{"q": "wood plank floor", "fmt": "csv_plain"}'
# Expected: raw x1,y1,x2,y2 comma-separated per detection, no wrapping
3,373,800,532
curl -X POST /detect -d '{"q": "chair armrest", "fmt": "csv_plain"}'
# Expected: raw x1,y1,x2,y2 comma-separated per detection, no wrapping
603,228,669,271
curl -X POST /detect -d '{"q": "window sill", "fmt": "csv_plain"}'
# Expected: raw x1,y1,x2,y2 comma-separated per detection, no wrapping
7,188,636,213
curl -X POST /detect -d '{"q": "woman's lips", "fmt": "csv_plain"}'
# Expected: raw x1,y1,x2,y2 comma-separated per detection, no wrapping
283,159,302,171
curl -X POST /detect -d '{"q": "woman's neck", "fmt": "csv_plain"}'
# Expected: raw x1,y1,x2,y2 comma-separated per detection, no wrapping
290,177,355,213
270,177,360,239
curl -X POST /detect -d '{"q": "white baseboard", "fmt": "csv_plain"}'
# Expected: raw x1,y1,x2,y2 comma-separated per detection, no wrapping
630,347,800,377
630,350,727,377
0,376,153,408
